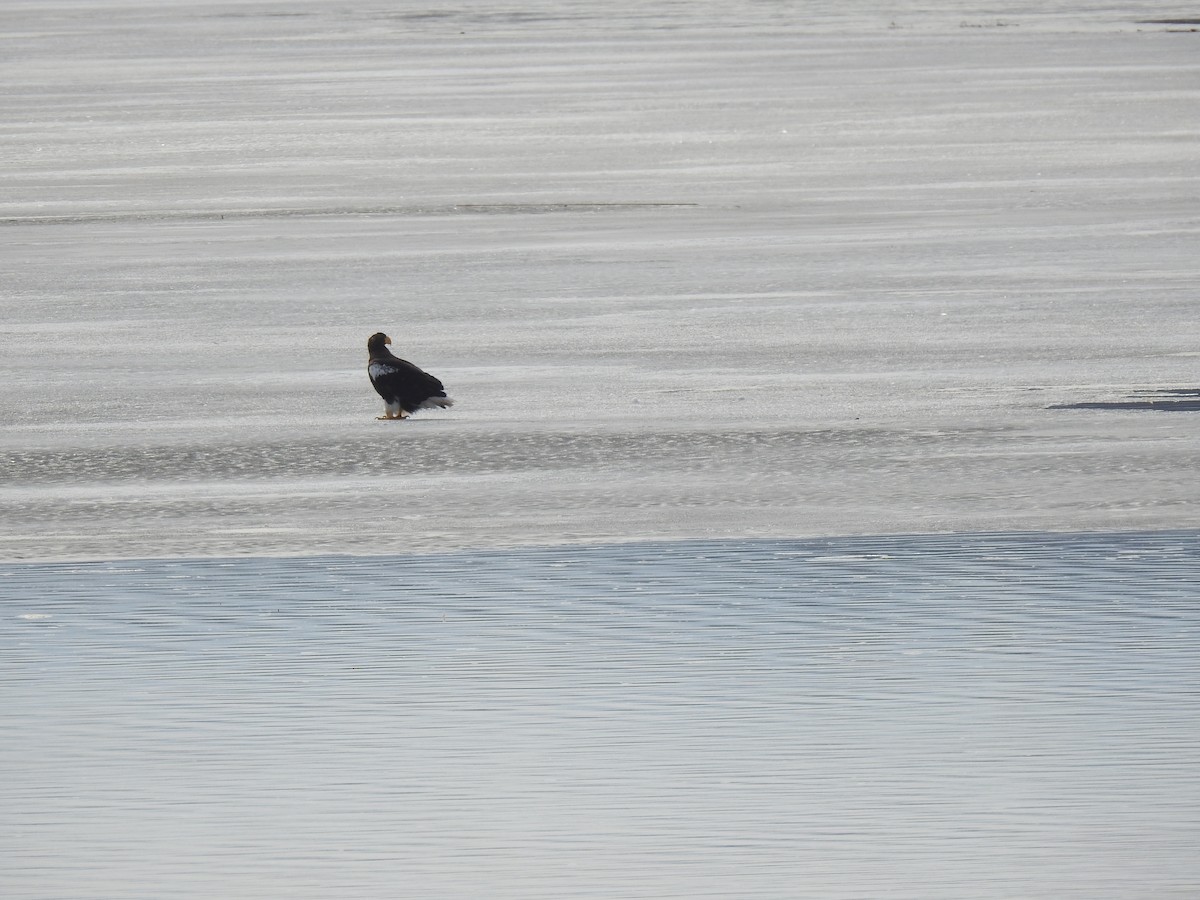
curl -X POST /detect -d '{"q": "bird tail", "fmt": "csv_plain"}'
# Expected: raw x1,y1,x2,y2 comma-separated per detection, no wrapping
419,396,455,409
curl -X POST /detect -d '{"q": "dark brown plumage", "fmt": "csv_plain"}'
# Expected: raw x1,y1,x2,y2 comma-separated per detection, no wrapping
367,332,454,420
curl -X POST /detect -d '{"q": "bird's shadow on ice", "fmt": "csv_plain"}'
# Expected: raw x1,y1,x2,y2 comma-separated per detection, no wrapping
1050,388,1200,412
373,419,455,424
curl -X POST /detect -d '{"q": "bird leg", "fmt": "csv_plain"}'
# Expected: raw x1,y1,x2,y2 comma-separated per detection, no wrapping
377,400,409,420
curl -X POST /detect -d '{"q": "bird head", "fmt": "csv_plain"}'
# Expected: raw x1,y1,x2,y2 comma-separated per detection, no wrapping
367,332,393,352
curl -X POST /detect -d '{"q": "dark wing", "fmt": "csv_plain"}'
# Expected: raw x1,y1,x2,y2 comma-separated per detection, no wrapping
368,356,446,403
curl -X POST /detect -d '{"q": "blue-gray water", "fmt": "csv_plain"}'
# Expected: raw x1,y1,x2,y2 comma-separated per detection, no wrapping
3,531,1197,899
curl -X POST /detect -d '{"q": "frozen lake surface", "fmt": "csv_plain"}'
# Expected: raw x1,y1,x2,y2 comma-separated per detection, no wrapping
2,4,1199,898
4,532,1199,899
2,0,1199,559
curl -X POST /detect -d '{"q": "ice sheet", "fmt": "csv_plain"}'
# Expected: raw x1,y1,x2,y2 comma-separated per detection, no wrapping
3,1,1199,560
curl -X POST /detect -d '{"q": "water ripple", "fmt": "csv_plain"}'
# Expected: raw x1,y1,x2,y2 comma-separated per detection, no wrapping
3,532,1198,899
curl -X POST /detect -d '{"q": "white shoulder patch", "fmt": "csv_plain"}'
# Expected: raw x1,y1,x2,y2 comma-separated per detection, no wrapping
368,361,397,380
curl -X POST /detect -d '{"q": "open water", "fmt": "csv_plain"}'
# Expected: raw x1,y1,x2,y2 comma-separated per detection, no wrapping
4,531,1198,899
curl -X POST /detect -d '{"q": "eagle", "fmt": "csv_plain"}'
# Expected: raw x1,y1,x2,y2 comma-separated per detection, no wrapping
367,332,455,420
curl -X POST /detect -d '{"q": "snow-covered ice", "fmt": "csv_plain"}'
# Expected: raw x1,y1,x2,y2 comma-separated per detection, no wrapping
2,1,1198,560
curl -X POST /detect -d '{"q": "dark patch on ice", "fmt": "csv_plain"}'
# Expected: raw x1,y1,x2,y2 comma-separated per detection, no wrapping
200,10,315,18
381,10,583,26
1051,389,1200,412
1138,19,1200,30
0,427,961,486
0,203,698,228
